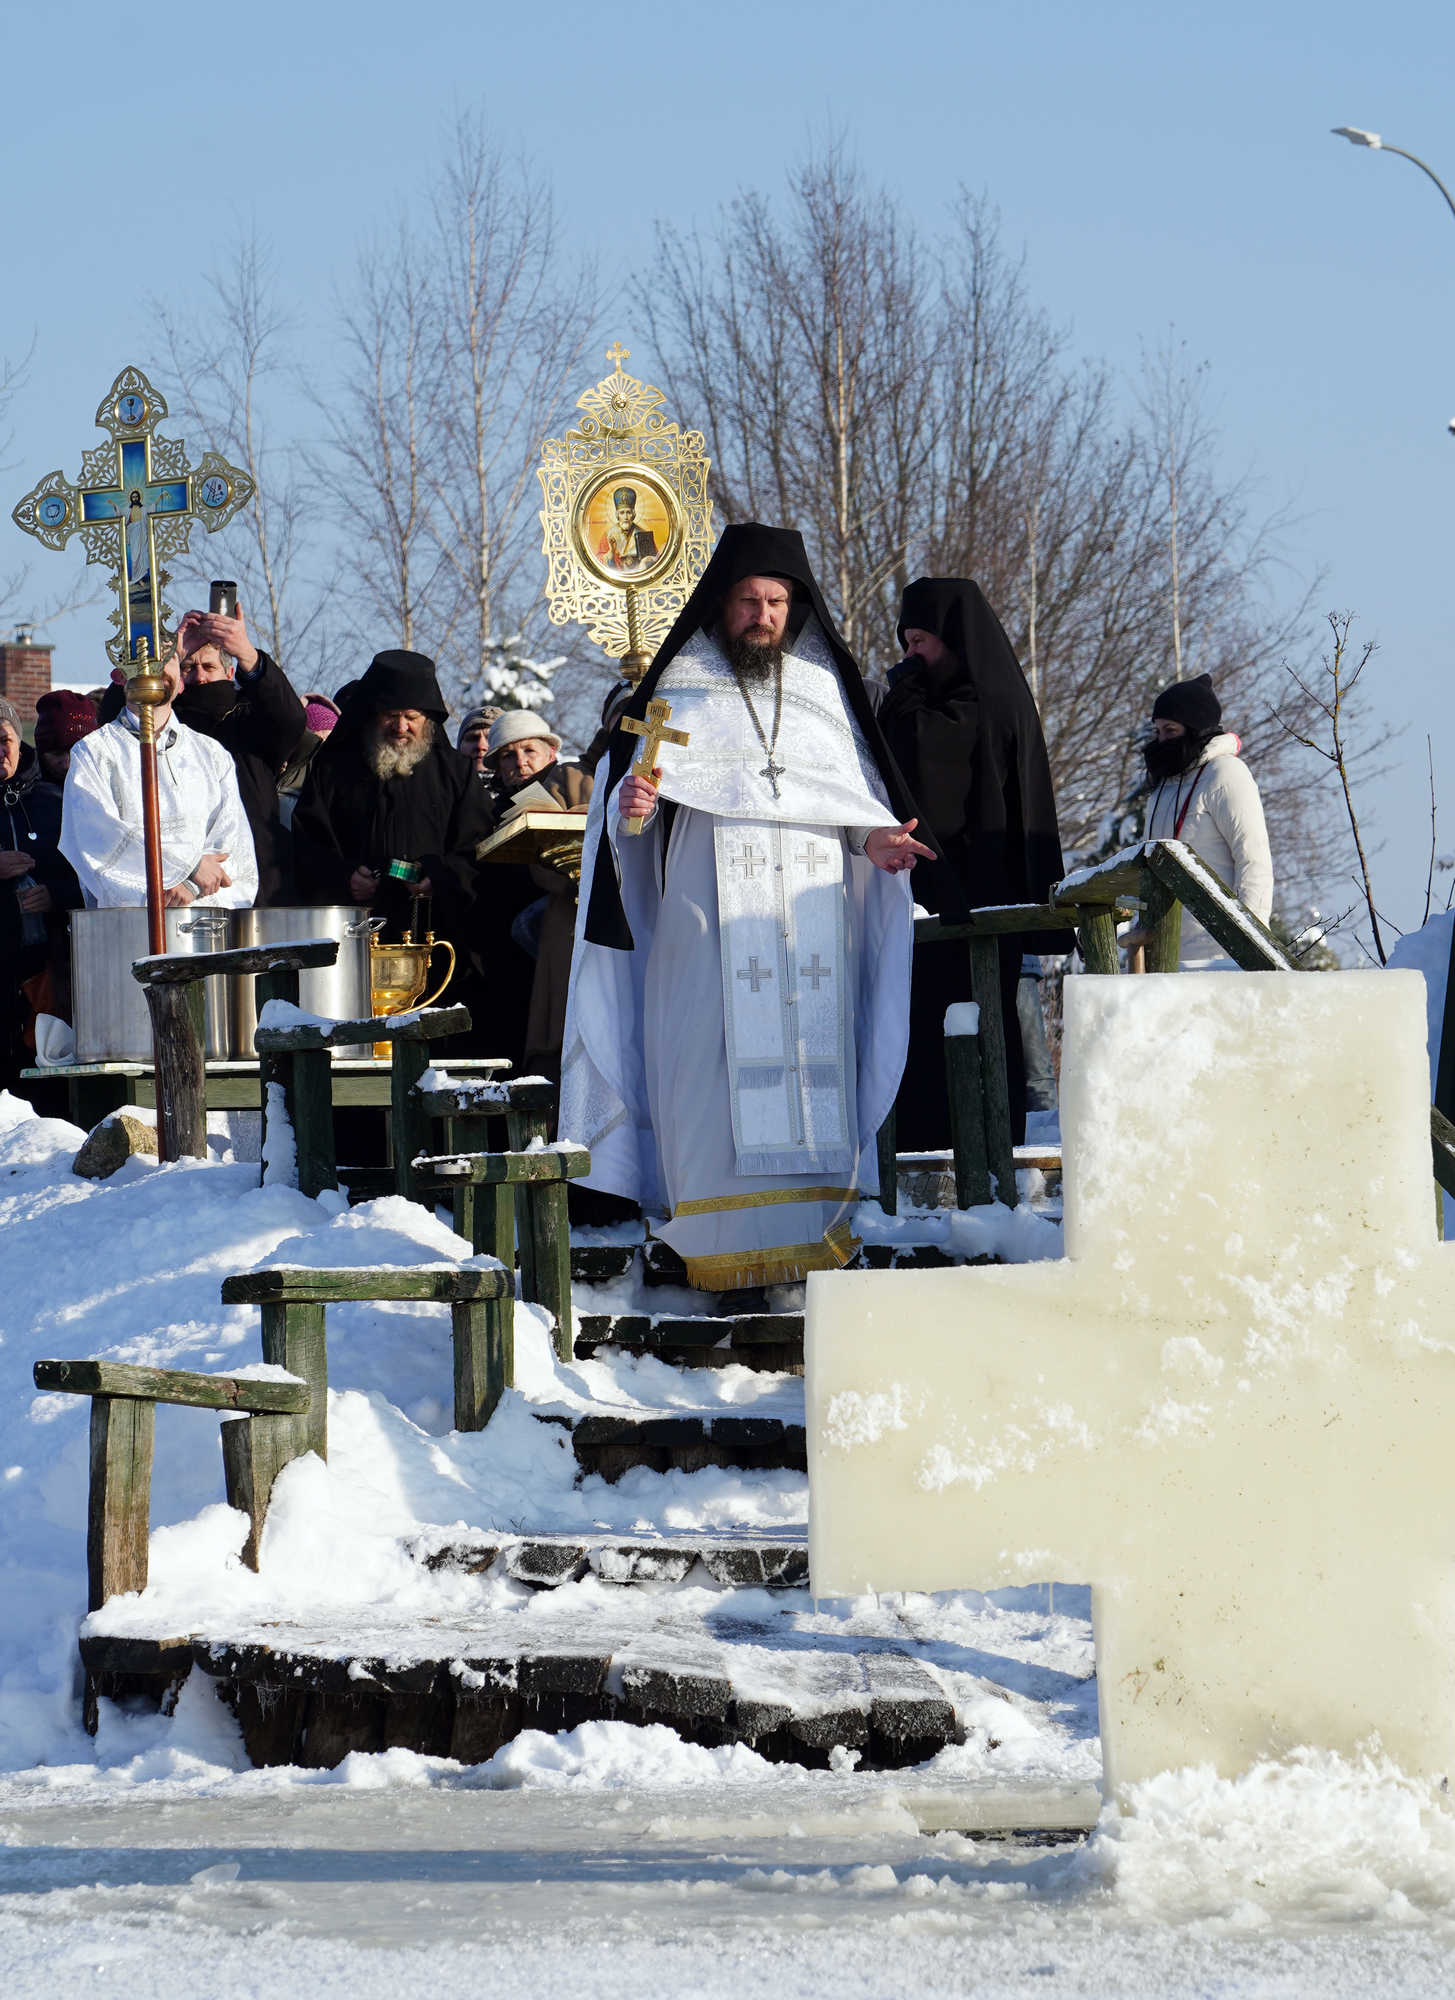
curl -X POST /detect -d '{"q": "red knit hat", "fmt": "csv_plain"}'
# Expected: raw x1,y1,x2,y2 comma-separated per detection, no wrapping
34,689,100,752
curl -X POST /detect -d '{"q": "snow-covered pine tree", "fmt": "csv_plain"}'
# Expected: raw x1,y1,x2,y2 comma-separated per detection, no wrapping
471,632,567,714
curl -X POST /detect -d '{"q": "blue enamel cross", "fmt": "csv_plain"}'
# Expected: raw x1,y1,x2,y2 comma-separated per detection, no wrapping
12,366,254,669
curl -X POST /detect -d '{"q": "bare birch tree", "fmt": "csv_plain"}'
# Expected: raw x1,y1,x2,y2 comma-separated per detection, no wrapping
317,118,602,712
154,235,329,679
312,219,451,663
425,117,601,708
642,155,1331,898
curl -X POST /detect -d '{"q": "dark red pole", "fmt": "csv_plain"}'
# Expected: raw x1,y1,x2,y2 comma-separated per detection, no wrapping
130,639,170,1154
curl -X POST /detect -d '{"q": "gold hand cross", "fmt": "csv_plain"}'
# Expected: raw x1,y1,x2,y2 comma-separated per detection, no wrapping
619,697,690,835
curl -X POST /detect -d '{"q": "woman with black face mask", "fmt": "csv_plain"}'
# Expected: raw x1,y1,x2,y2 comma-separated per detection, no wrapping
1140,674,1274,967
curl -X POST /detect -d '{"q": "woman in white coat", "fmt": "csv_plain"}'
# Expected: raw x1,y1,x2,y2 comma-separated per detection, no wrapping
1142,673,1273,968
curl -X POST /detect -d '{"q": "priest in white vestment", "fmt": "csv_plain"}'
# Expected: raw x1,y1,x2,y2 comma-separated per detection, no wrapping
60,648,258,909
561,525,962,1308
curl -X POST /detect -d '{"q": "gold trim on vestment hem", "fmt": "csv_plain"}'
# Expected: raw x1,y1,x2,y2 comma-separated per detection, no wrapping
682,1224,863,1292
671,1186,859,1218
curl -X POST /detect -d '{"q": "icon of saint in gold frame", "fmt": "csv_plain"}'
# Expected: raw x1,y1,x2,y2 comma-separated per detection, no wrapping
571,464,682,589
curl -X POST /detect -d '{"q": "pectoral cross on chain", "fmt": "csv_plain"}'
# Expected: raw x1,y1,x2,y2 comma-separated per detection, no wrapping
619,697,690,835
760,751,787,800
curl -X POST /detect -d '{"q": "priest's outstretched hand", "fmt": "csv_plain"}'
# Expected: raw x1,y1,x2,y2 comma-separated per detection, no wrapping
618,770,660,824
865,819,934,874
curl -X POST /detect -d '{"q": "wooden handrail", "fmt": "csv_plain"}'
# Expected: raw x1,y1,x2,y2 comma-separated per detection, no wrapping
221,1265,512,1305
33,1360,308,1412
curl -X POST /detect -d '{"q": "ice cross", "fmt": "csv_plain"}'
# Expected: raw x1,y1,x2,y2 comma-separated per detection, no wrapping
795,840,828,877
737,956,774,993
799,954,831,990
11,366,253,669
806,972,1455,1798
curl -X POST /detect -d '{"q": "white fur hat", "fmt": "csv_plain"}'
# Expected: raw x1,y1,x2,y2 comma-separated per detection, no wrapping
486,709,561,758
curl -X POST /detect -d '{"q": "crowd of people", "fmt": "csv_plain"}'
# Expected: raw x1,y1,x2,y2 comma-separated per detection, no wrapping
0,572,1275,1207
0,611,583,1100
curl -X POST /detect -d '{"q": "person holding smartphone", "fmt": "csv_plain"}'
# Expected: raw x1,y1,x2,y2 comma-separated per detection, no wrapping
96,586,308,904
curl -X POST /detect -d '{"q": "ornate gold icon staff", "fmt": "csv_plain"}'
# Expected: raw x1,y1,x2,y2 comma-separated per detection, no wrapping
536,344,712,686
619,698,691,835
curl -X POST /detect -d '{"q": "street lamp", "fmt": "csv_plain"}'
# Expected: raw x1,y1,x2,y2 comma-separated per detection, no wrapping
1333,127,1455,429
1332,127,1455,227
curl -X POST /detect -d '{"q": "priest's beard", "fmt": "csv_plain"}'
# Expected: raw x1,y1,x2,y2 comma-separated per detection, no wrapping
367,720,435,780
724,625,784,688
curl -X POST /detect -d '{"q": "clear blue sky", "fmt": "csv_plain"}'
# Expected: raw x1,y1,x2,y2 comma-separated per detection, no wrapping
4,0,1451,935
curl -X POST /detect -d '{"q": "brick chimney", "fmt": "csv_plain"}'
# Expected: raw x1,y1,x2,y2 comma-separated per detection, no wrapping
0,629,53,724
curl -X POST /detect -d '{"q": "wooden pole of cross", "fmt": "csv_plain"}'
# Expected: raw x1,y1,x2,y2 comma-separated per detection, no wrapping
619,697,690,834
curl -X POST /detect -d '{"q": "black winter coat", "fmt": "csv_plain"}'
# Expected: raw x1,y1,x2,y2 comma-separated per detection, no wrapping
291,726,495,944
0,744,82,1008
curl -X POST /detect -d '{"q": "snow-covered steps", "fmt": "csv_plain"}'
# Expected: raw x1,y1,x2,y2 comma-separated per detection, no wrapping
574,1310,804,1371
80,1624,964,1774
410,1525,809,1589
536,1409,808,1479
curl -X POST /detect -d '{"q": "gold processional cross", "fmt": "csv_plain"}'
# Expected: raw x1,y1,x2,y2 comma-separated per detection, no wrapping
619,696,690,835
12,365,254,670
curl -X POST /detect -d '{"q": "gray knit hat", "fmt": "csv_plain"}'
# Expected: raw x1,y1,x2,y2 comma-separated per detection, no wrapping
0,699,22,735
486,709,561,759
456,705,503,750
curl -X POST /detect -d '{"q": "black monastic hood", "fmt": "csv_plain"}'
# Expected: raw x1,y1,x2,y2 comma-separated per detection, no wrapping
584,523,969,948
882,575,1064,920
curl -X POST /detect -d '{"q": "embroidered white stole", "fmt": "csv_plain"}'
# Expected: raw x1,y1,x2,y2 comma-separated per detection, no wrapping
715,818,850,1176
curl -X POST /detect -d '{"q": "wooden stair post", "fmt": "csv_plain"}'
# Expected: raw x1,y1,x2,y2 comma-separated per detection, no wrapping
34,1360,310,1609
253,960,340,1200
1139,861,1182,974
413,1145,591,1370
252,1002,473,1205
965,937,1017,1208
129,939,342,1173
87,1394,153,1611
912,908,1078,1212
504,1079,557,1305
875,1104,897,1217
944,1014,991,1209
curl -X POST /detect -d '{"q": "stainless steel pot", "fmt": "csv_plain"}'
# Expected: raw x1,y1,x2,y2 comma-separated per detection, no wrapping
229,907,378,1058
71,907,233,1064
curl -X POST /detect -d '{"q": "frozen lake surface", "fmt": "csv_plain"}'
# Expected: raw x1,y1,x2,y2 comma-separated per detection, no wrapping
5,1760,1455,1998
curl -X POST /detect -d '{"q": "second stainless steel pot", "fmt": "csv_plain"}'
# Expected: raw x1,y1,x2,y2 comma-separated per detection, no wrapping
229,907,378,1058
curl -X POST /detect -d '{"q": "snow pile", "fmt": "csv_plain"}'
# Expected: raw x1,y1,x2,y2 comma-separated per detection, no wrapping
855,1196,1062,1262
479,1719,776,1790
1387,911,1453,1097
1081,1747,1455,1925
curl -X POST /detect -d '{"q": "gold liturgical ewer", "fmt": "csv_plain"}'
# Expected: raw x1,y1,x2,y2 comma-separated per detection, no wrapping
369,895,456,1058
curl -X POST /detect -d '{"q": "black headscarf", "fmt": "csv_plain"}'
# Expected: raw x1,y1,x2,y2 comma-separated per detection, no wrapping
292,650,492,939
880,578,1064,920
583,524,969,948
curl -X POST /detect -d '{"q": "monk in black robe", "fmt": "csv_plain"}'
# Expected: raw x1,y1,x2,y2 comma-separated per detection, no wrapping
292,650,534,1060
878,579,1064,1152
